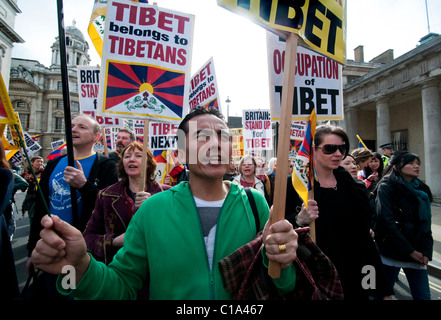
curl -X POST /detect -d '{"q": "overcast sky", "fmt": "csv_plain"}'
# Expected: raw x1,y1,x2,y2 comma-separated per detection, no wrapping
12,0,441,116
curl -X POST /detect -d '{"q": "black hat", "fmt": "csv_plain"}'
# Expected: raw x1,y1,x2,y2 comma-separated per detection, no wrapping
379,143,393,149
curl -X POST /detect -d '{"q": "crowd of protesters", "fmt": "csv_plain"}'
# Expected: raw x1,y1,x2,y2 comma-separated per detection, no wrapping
1,107,434,301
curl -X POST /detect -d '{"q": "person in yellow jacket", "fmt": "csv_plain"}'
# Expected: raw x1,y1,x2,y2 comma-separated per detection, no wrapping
380,143,394,168
31,107,298,300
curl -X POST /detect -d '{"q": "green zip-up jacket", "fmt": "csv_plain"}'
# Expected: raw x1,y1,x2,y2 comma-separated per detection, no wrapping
59,181,296,299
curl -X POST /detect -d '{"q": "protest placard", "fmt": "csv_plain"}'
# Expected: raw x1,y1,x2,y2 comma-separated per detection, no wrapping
230,128,244,162
289,120,307,159
189,57,221,111
217,0,346,64
77,65,122,127
51,139,65,151
148,121,178,150
9,132,42,165
98,0,195,122
242,109,273,153
267,32,343,120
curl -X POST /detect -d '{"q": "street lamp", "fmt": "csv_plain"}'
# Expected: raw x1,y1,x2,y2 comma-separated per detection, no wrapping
225,96,231,125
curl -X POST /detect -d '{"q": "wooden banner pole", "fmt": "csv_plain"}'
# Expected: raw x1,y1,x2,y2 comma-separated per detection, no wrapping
140,119,150,191
268,33,299,279
101,127,109,157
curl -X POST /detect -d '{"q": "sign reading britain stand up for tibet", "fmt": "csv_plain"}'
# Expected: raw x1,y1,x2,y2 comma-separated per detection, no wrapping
77,65,122,127
267,32,343,120
242,109,273,153
98,0,195,122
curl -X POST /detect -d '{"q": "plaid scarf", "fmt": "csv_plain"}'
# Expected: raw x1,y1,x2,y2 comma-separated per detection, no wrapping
218,227,344,300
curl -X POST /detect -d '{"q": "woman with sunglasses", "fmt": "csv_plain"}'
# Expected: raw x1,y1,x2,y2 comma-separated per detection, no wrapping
285,124,392,300
374,151,433,300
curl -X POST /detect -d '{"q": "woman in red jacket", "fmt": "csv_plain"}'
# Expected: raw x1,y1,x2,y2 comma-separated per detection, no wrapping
83,141,164,264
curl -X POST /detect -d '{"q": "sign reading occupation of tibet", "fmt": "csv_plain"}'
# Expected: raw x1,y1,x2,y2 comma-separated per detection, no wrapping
242,109,272,153
98,0,195,122
217,0,346,65
77,66,122,127
267,32,343,120
189,57,221,111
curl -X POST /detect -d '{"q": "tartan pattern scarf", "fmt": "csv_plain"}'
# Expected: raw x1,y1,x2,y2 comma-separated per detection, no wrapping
218,227,344,300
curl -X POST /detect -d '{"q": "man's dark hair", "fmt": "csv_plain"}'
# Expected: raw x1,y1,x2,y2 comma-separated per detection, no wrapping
177,106,226,135
118,127,136,142
176,106,227,150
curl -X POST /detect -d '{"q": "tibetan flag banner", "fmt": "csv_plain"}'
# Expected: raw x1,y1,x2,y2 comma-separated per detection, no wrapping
1,133,18,161
88,0,108,57
153,149,168,183
88,0,150,57
357,134,368,149
98,0,194,123
47,142,67,160
292,108,317,208
31,134,43,141
0,73,18,125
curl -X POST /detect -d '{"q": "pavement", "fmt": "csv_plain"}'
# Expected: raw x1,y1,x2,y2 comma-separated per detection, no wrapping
8,191,441,292
428,204,441,278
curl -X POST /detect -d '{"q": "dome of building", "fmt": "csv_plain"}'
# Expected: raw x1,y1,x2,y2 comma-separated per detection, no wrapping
65,19,85,41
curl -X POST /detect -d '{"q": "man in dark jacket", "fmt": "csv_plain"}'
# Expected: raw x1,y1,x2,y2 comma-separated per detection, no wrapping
26,114,118,298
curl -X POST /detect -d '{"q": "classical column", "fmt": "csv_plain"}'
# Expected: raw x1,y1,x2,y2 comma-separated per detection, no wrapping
47,99,53,132
421,80,441,197
376,98,391,152
344,107,358,151
29,97,37,131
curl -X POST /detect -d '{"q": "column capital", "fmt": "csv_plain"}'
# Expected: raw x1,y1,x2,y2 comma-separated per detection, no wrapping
375,95,393,104
421,78,440,91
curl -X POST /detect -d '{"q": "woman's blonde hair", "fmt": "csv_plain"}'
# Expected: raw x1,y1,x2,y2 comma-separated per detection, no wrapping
117,141,156,185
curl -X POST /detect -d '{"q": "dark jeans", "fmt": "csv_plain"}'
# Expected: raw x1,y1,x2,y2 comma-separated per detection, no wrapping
383,264,431,300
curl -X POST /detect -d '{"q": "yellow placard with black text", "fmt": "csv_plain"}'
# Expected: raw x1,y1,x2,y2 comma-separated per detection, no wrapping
217,0,346,65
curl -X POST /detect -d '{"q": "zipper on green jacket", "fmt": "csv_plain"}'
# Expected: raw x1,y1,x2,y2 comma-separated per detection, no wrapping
189,191,216,299
190,185,231,300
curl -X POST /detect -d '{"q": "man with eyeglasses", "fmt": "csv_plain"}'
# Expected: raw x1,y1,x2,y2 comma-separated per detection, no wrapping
31,107,299,300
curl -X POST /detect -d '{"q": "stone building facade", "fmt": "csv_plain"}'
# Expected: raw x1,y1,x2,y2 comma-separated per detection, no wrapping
342,34,441,198
9,21,90,159
0,0,23,86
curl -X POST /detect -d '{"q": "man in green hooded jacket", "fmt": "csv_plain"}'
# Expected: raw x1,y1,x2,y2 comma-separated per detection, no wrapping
31,107,298,299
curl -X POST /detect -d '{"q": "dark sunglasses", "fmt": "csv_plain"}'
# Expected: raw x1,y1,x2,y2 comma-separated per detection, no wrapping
317,144,348,155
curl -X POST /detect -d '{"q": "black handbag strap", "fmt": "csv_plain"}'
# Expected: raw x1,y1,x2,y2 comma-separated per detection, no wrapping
245,187,260,233
20,269,40,298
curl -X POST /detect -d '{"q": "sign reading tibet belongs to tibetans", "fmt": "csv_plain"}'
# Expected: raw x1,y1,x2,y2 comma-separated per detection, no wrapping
189,57,221,111
267,31,343,120
98,0,195,122
217,0,346,65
